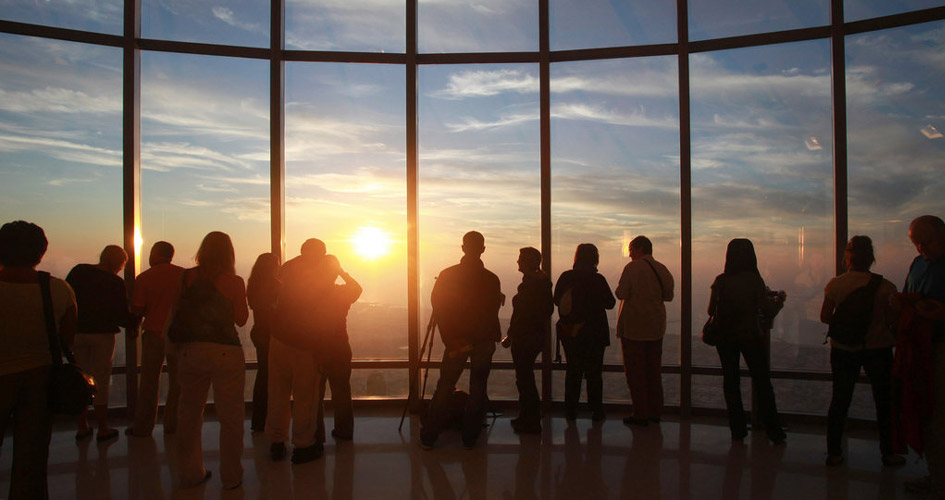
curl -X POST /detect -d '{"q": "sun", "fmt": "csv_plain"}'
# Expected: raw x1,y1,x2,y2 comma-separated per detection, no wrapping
350,226,392,260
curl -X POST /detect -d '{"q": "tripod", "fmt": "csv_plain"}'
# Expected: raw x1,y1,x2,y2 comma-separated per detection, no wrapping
398,312,437,432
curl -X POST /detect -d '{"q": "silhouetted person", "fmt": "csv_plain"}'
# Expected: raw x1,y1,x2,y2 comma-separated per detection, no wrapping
616,235,674,426
503,246,553,434
421,231,503,449
554,243,615,421
126,241,184,437
268,239,330,464
0,221,77,500
820,235,903,467
900,215,945,497
247,252,280,433
168,231,248,489
314,254,362,444
709,238,786,444
68,244,134,443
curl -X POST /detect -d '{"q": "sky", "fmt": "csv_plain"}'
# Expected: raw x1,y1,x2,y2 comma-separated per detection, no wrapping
1,0,944,368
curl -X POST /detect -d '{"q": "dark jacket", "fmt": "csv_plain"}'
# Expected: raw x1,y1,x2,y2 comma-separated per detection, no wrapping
508,272,554,350
708,271,781,343
553,268,616,347
66,263,133,334
431,255,502,349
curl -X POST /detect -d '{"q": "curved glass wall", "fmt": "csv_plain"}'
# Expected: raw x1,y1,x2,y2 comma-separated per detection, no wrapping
2,1,943,415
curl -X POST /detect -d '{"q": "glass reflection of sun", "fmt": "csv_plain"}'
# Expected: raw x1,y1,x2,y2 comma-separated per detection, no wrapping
350,226,392,260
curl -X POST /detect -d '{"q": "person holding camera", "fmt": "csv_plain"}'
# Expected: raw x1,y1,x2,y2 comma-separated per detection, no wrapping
503,247,553,434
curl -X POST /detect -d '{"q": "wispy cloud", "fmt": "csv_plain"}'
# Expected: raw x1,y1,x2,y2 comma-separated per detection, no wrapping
211,6,264,34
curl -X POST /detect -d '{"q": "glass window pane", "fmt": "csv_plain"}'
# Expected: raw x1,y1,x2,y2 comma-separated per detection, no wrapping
847,22,945,285
142,0,269,47
141,52,270,360
690,41,834,373
419,0,538,53
688,0,829,41
0,34,123,279
285,62,407,361
286,0,405,52
845,0,945,22
0,0,122,34
419,64,541,362
550,57,680,367
550,0,677,50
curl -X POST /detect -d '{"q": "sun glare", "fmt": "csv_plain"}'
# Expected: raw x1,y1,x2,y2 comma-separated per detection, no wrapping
350,226,392,260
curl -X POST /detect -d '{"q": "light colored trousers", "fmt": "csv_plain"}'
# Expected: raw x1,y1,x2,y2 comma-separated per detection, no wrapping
266,337,321,448
130,330,180,435
72,333,116,407
175,342,245,489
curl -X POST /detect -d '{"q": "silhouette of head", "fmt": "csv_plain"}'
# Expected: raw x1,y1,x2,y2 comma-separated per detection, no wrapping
249,252,279,282
629,235,652,260
301,238,327,260
149,241,175,267
462,231,485,257
910,215,945,261
518,247,541,273
196,231,235,278
573,243,599,271
723,238,759,275
99,245,128,274
844,235,874,272
0,220,47,268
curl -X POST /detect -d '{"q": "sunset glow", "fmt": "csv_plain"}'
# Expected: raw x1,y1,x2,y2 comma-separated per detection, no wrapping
350,226,392,260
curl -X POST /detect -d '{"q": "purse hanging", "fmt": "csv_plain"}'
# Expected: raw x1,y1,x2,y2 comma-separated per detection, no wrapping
39,271,96,415
702,277,725,347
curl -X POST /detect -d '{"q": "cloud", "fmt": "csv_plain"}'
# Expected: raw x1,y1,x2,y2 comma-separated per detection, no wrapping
211,6,264,33
0,87,121,115
433,69,539,99
0,132,121,167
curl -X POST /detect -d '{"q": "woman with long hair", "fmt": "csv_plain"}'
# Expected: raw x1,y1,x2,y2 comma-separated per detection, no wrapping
554,243,616,421
0,221,77,499
709,238,786,443
247,252,280,432
820,235,904,467
170,231,248,489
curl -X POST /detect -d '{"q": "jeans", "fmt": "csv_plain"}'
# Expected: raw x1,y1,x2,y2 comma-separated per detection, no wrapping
0,366,52,500
422,341,496,444
316,341,354,442
511,342,541,420
621,338,664,419
561,337,605,413
716,337,783,439
826,347,894,456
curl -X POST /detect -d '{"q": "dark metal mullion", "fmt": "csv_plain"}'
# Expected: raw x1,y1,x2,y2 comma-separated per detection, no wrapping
539,0,553,410
406,0,421,405
0,19,122,46
271,0,285,260
677,0,693,421
122,0,142,419
831,0,848,275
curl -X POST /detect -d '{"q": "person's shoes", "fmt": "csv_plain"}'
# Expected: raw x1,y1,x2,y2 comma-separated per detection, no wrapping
881,454,906,467
591,410,606,422
767,428,787,445
904,475,931,493
731,429,748,442
331,429,353,441
419,435,436,450
270,442,287,461
291,443,324,464
75,427,93,441
825,455,844,467
96,428,119,442
623,416,649,427
512,419,541,434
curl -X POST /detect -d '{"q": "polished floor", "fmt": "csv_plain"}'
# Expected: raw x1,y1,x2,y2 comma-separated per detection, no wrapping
0,407,931,499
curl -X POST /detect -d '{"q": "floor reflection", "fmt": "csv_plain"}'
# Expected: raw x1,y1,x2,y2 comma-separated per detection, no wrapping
0,408,926,499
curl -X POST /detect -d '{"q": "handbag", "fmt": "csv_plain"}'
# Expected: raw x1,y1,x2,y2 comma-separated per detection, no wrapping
39,271,96,415
701,277,724,347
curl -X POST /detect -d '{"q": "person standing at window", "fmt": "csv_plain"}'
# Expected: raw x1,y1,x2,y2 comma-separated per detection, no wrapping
125,241,184,438
169,231,248,489
820,235,904,467
247,252,280,433
616,236,674,426
709,238,786,443
504,247,553,434
554,243,616,421
68,244,134,443
0,221,77,499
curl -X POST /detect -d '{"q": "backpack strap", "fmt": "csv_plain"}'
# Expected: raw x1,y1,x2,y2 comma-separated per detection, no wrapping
642,258,665,298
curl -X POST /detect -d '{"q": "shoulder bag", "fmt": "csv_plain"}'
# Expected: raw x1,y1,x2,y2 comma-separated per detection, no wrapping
702,277,725,347
39,271,96,415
